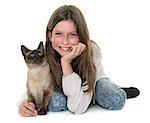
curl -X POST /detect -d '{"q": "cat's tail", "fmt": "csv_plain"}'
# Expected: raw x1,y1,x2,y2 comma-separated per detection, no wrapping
121,87,140,99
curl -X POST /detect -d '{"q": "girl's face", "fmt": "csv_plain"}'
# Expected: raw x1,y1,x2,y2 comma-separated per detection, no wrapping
49,20,79,56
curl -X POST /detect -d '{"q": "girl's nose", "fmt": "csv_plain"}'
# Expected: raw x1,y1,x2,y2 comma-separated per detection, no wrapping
62,36,69,45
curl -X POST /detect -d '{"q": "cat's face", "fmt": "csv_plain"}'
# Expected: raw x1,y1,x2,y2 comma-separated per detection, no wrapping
21,42,45,64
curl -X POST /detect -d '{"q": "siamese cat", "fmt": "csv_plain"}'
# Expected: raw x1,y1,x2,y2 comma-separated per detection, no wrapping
21,41,54,115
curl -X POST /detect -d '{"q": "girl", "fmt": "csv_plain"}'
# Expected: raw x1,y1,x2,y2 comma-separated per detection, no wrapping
19,5,140,116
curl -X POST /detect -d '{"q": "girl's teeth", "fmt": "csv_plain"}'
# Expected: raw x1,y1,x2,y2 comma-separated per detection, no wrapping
61,47,70,51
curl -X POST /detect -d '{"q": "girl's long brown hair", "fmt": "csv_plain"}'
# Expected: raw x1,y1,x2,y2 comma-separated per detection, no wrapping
45,5,96,93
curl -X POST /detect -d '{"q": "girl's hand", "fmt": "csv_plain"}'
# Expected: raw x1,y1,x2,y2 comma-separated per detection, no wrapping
18,100,38,117
61,42,86,63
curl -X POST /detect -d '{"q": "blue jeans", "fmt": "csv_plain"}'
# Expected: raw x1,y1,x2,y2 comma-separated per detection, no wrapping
95,78,126,110
48,91,67,112
48,78,127,112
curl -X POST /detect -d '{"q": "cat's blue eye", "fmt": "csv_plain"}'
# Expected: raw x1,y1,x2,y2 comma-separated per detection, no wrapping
29,53,35,58
38,51,43,56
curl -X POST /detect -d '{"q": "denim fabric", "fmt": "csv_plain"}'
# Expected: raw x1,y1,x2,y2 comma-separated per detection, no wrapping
95,78,127,110
48,91,68,112
47,78,127,112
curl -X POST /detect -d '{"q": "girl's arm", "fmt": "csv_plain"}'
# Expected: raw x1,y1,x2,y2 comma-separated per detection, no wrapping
61,43,91,114
62,72,92,114
61,57,92,114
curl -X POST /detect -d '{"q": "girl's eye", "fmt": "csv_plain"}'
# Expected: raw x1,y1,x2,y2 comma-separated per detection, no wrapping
71,33,77,35
71,33,77,36
69,33,77,37
55,32,61,35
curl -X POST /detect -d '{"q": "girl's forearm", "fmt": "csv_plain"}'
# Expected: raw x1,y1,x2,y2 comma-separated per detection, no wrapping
61,58,73,76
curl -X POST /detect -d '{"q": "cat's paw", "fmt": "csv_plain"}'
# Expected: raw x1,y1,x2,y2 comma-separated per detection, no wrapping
38,109,47,115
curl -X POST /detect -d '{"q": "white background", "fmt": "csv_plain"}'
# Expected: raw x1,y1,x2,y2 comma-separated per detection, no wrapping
0,0,150,122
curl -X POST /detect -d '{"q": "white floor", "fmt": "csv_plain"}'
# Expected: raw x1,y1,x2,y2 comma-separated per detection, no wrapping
12,95,149,123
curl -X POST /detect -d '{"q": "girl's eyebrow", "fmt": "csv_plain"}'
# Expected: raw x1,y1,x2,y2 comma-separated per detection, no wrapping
54,30,77,33
70,31,77,33
55,30,77,34
54,30,62,32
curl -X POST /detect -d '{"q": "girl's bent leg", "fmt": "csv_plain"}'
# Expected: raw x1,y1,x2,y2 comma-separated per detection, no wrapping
95,78,127,110
48,91,68,112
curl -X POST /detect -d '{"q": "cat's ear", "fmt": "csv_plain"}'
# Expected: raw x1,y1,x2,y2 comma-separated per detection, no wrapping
21,45,30,56
37,41,44,52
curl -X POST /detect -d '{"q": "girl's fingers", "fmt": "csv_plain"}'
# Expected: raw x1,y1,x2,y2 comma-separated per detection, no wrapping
24,102,37,114
20,105,37,117
63,43,86,62
25,102,37,112
75,43,86,56
28,102,36,111
75,45,82,55
19,101,37,117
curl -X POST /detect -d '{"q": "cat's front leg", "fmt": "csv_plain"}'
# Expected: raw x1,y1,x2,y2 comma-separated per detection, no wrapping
27,89,36,106
38,89,53,115
28,95,35,103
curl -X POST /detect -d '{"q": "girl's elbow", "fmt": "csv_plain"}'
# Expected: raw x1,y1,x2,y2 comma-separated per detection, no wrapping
67,103,86,114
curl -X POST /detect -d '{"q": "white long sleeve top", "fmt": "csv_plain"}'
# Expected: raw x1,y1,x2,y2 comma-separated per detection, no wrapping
62,42,107,114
